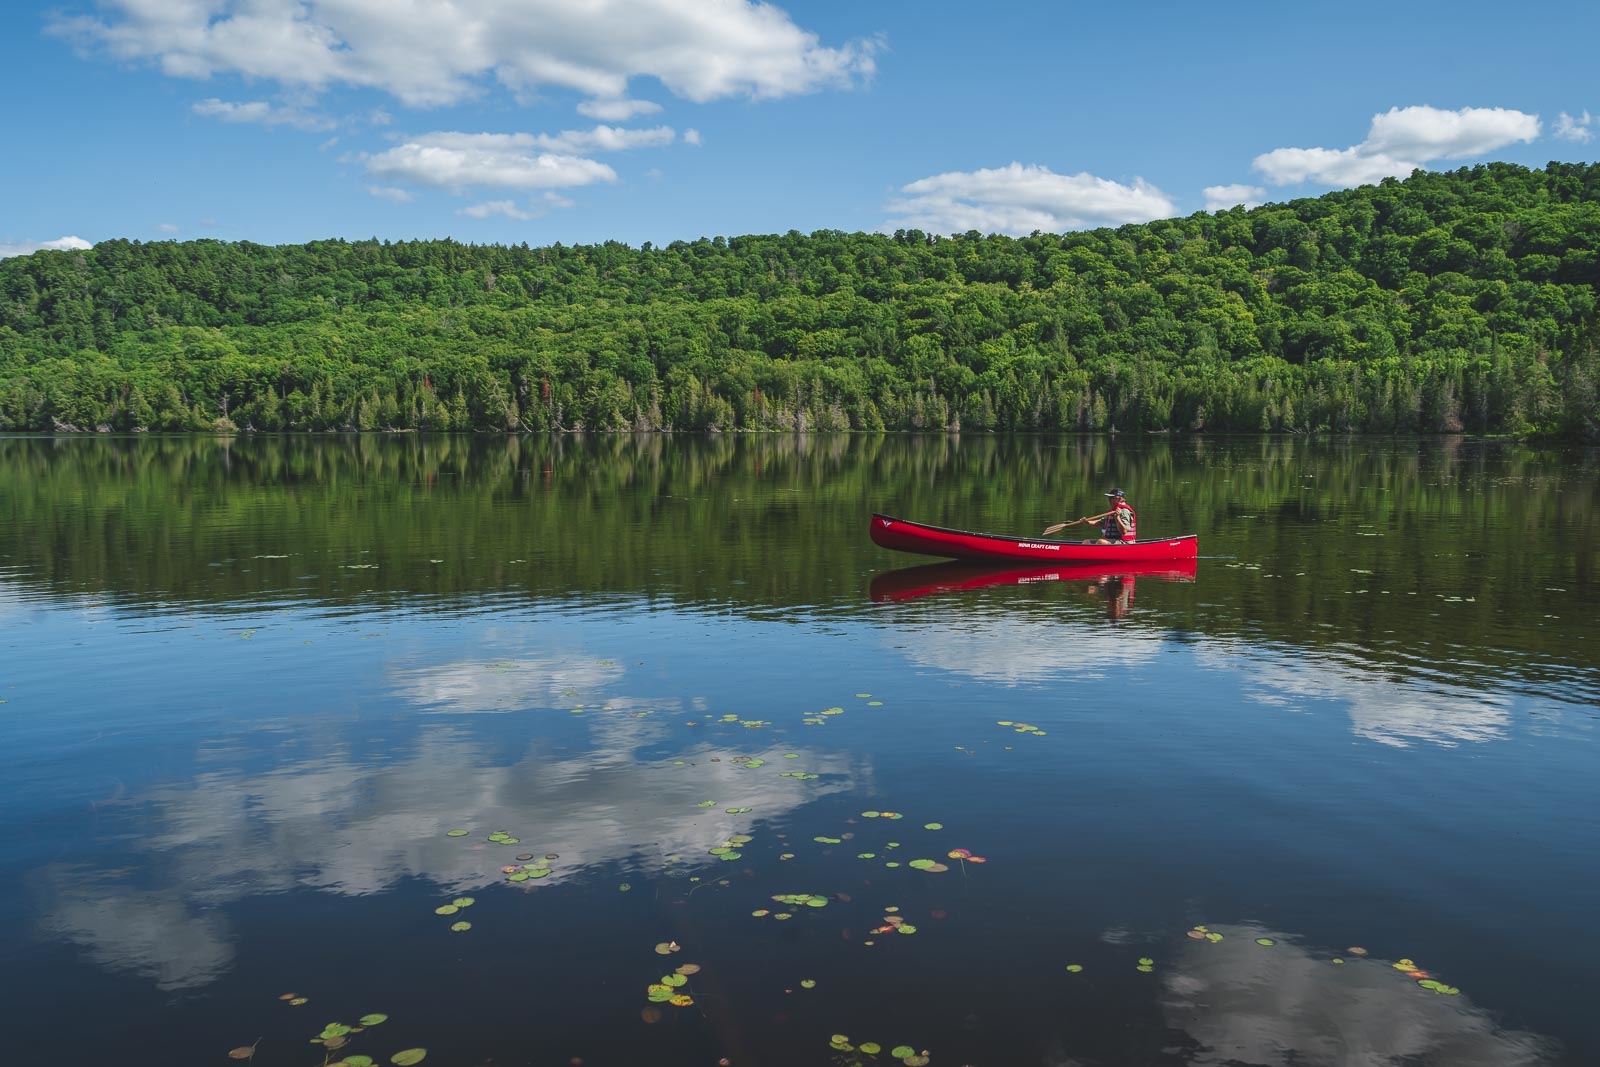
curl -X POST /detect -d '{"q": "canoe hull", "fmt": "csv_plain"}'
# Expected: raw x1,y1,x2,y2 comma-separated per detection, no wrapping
869,513,1198,563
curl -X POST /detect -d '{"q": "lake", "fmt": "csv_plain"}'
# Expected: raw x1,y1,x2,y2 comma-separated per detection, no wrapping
1,433,1596,1067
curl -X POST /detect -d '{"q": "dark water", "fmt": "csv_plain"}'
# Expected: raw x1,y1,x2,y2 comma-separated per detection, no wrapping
1,433,1597,1067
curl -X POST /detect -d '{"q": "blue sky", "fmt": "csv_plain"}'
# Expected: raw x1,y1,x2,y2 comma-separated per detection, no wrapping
2,0,1597,256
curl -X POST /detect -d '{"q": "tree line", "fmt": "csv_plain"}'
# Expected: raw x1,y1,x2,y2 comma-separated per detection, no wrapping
1,161,1597,437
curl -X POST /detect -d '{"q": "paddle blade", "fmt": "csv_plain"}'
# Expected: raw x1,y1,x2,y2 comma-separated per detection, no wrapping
1042,523,1069,536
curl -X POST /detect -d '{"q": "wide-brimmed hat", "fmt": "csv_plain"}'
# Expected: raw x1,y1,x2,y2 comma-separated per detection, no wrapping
1104,488,1125,498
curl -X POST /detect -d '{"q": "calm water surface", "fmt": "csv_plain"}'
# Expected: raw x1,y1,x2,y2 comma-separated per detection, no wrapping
1,434,1596,1067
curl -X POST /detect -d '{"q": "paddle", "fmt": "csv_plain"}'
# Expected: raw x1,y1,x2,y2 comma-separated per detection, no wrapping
1041,517,1091,536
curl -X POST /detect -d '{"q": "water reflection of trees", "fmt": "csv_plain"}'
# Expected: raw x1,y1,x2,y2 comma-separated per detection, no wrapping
1,434,1594,702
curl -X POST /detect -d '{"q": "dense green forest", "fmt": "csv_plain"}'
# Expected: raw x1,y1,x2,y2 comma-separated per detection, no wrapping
2,161,1598,437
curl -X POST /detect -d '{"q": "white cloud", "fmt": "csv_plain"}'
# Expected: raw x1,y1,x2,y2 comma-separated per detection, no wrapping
191,97,335,131
884,162,1176,236
683,127,702,146
530,124,677,153
578,97,663,121
459,199,535,221
366,185,415,204
1203,183,1266,211
0,235,92,259
155,223,180,234
1555,110,1594,143
1195,640,1513,748
1254,105,1541,187
50,0,876,111
366,132,618,192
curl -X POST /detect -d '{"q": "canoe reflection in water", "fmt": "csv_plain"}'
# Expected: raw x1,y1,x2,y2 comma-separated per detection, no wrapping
868,557,1197,618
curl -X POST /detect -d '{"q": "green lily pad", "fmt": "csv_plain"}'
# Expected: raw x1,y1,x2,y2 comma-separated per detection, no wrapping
451,897,474,908
434,905,458,916
923,823,943,830
358,1014,387,1027
814,836,841,844
800,979,816,989
663,973,688,988
1138,957,1154,966
391,1051,427,1066
344,1058,374,1067
891,1047,914,1059
862,811,881,818
908,859,937,870
857,852,877,859
859,1042,881,1054
450,921,471,932
1066,964,1083,973
868,701,883,706
897,923,918,934
1256,938,1276,946
445,829,469,837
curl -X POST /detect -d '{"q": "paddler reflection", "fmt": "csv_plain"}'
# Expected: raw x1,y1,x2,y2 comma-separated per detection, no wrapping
1084,574,1134,620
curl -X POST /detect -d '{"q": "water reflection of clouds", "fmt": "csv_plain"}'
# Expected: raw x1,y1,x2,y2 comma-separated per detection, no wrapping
38,714,858,991
391,653,627,713
892,618,1167,684
1195,643,1513,748
1163,923,1556,1065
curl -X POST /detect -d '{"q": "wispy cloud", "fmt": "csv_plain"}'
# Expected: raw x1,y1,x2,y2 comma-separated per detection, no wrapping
578,98,663,122
365,132,619,192
1554,110,1594,143
1254,105,1541,187
0,235,92,259
1203,183,1266,211
365,185,415,204
884,162,1175,236
191,98,336,132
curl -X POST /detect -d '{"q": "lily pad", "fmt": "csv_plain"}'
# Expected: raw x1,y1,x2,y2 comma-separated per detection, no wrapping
1256,938,1277,946
860,1042,881,1054
663,973,688,988
675,963,701,975
227,1049,255,1060
814,836,842,844
444,829,469,837
1065,964,1083,973
344,1058,374,1067
800,979,816,989
923,823,943,830
891,1047,915,1059
434,905,458,916
391,1051,427,1066
451,897,475,908
358,1014,388,1027
450,921,471,932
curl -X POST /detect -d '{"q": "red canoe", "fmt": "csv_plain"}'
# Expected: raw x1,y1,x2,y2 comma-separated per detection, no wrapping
869,558,1198,602
869,513,1199,563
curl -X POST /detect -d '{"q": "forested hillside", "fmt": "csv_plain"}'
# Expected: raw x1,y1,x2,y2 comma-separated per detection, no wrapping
2,161,1597,436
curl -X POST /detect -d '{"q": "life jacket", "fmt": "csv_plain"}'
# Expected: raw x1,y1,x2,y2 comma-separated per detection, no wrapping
1103,502,1136,541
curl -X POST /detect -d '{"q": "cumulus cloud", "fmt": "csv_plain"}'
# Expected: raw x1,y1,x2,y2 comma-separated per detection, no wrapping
1253,105,1541,187
50,0,876,111
191,97,335,131
1203,183,1266,211
0,235,92,259
1554,110,1594,143
884,162,1176,236
365,132,618,191
683,127,702,146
